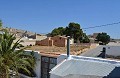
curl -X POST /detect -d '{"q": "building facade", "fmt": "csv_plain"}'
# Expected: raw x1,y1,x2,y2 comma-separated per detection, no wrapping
36,36,74,47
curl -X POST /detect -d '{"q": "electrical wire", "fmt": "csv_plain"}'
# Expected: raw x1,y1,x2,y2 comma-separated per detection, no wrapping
82,21,120,30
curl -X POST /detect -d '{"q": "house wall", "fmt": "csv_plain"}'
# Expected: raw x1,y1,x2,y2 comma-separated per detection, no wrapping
92,33,99,38
28,34,36,39
51,36,67,47
49,40,53,46
20,41,36,46
36,36,67,47
24,50,59,78
24,50,41,78
34,52,41,78
36,35,47,41
70,38,74,45
50,74,103,78
36,38,53,46
50,74,62,78
106,45,120,56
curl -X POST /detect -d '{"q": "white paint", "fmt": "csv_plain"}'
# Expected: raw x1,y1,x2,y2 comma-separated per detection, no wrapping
23,50,41,78
50,54,120,78
33,51,41,78
70,38,74,45
50,74,62,78
106,45,120,56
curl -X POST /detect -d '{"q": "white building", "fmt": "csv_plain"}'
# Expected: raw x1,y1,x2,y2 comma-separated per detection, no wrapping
23,50,59,78
106,42,120,57
23,42,120,78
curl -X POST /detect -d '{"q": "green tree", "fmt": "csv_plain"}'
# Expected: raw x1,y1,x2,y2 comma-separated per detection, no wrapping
51,27,65,36
96,32,110,45
64,22,83,43
50,22,90,43
0,31,35,78
0,20,2,28
80,33,90,43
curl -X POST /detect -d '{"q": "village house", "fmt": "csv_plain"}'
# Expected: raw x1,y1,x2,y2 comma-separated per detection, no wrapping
23,50,120,78
88,33,100,43
20,50,60,78
21,37,120,78
36,36,74,47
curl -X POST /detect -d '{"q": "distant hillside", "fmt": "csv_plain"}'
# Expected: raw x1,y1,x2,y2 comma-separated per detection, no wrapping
3,27,40,38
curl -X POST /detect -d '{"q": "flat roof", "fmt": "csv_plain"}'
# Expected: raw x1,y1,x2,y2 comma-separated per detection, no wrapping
50,55,120,77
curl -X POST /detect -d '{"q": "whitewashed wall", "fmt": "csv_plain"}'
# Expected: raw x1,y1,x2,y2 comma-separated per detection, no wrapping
33,51,41,78
24,50,41,78
50,74,62,78
70,38,74,45
106,46,120,56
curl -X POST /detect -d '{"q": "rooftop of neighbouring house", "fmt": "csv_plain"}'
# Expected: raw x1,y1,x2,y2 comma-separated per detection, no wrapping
50,55,120,78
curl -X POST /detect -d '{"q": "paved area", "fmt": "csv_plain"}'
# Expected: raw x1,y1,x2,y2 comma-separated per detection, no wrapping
80,45,105,57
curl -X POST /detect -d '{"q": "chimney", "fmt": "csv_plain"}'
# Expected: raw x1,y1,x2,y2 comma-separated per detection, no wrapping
98,47,106,58
67,36,70,58
102,47,106,58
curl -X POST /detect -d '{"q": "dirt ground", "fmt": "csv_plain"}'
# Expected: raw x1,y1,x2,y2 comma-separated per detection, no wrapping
26,45,90,55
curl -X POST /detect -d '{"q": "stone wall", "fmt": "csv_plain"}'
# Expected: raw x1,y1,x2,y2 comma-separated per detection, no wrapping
36,36,67,47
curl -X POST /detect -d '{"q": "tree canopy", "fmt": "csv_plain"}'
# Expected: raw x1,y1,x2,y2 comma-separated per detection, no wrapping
50,22,90,43
0,20,2,28
80,33,90,43
64,22,83,43
50,27,65,36
96,32,110,45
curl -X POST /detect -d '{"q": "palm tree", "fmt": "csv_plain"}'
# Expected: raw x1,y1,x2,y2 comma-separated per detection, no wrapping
0,31,35,78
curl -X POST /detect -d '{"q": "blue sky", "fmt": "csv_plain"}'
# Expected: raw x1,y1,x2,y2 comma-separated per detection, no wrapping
0,0,120,38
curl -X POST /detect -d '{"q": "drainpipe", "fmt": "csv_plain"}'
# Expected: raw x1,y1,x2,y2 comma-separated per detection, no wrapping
67,36,70,59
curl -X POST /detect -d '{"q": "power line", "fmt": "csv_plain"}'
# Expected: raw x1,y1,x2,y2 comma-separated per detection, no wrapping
82,21,120,30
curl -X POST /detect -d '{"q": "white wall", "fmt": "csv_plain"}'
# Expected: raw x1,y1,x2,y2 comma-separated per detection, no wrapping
70,38,74,45
33,51,41,78
50,74,62,78
24,50,41,78
106,45,120,56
